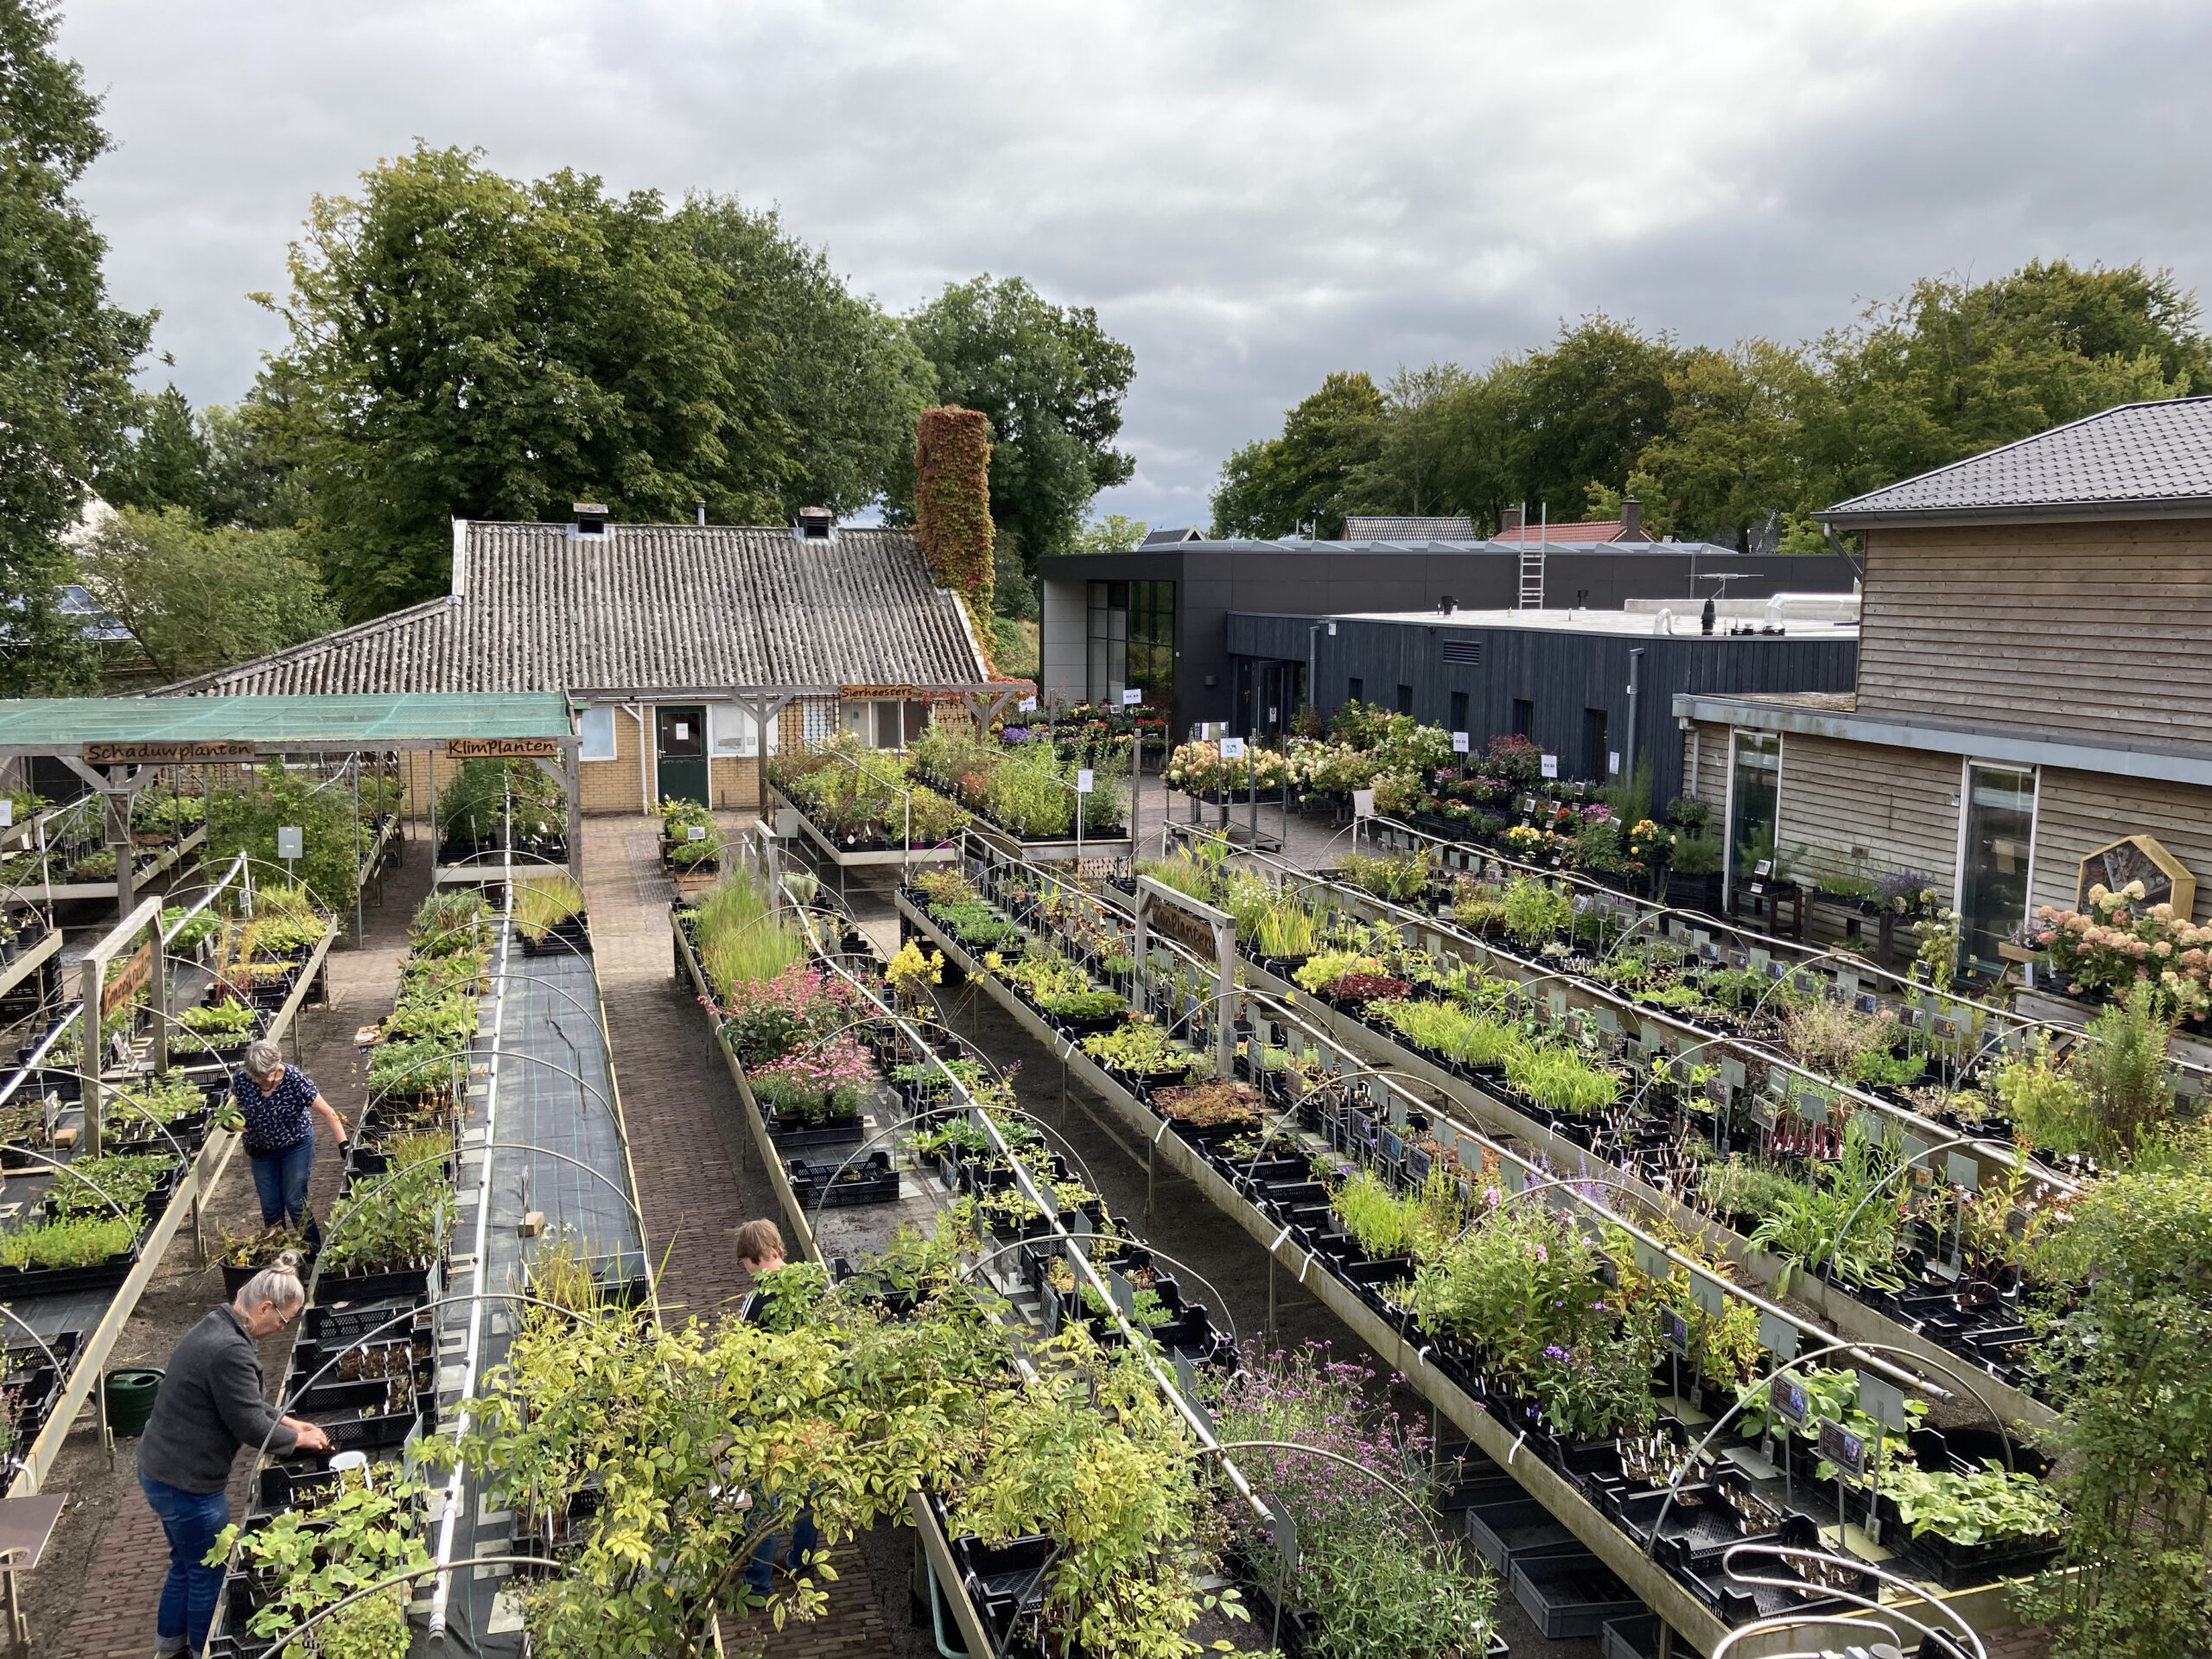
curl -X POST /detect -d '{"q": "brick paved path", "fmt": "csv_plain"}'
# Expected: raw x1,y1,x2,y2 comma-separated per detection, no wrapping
580,817,910,1658
49,842,429,1658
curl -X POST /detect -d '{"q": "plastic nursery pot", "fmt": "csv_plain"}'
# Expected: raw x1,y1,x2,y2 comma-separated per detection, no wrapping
104,1367,163,1437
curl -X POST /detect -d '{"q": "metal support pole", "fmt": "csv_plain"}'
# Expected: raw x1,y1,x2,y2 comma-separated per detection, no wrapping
1267,1252,1278,1348
351,756,365,946
1145,1136,1157,1234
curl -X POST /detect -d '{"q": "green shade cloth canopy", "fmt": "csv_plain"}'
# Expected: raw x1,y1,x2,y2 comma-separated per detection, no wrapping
0,692,574,751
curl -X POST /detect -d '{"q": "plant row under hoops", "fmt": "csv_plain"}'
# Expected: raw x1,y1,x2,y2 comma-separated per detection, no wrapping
202,887,487,1659
894,846,2073,1641
1122,836,2126,1417
767,732,970,856
663,869,1504,1659
910,714,1134,844
0,781,207,896
434,756,569,872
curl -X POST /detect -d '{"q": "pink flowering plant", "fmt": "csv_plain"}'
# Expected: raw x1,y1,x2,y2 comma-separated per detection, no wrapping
716,962,866,1067
2033,881,2212,1020
748,1033,875,1127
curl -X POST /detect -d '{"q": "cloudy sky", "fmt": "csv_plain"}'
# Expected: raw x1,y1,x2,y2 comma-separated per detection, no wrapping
58,0,2212,530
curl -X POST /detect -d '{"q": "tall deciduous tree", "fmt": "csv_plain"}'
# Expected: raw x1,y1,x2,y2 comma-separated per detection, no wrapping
1634,340,1820,548
257,145,762,620
102,383,211,519
0,0,149,692
675,196,933,517
1209,371,1385,538
73,505,338,683
905,276,1135,577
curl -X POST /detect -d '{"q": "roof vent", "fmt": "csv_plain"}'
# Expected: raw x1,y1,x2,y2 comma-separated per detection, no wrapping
1438,594,1457,615
794,506,836,543
572,502,609,537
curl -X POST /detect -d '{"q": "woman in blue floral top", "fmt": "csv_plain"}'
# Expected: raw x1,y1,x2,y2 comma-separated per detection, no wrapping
232,1039,348,1246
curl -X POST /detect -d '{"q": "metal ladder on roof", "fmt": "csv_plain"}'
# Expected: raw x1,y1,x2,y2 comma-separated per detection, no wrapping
1517,543,1545,609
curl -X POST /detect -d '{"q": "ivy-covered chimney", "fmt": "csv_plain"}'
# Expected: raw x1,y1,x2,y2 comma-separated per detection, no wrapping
913,405,995,613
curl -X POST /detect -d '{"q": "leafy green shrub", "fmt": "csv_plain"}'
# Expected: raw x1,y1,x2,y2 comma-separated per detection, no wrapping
0,1213,134,1268
1500,876,1572,946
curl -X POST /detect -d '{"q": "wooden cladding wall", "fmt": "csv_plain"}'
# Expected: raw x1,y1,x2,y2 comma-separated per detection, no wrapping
2032,768,2212,923
1855,518,2212,749
1771,731,1961,886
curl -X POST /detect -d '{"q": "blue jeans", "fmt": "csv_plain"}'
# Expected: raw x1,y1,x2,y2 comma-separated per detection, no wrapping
140,1472,231,1652
249,1128,317,1245
744,1506,819,1594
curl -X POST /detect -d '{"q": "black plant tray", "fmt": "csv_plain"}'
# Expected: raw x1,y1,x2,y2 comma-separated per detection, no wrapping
760,1111,865,1149
322,1403,421,1452
0,1243,140,1301
312,1259,437,1309
786,1153,899,1209
1601,1612,1664,1659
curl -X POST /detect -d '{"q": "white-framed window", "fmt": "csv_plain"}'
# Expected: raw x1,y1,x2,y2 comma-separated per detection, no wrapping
838,698,931,751
578,703,617,762
1723,728,1783,893
1954,760,2038,976
709,702,773,758
799,698,836,745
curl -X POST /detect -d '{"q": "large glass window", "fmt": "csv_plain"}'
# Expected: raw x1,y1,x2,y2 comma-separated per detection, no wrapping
1086,580,1174,705
1727,731,1782,888
1958,764,2036,976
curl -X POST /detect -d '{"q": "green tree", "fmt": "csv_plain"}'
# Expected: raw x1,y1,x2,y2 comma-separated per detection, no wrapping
257,144,760,620
676,195,932,516
72,505,339,683
1808,261,2202,503
0,0,151,692
1633,339,1819,548
103,384,212,518
905,275,1135,576
1208,370,1385,537
1069,513,1148,556
1351,363,1476,518
1505,315,1680,521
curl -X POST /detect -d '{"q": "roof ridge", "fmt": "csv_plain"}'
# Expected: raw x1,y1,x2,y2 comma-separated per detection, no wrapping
1823,394,2212,518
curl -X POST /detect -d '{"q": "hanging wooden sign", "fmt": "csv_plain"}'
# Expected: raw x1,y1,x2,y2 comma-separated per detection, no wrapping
447,737,562,759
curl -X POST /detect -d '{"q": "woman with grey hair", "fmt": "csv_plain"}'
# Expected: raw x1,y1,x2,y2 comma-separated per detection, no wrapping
232,1037,348,1247
138,1256,331,1656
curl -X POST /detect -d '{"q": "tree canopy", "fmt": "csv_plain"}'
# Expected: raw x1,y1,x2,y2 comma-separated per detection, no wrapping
1211,261,2211,547
905,275,1136,584
0,0,149,692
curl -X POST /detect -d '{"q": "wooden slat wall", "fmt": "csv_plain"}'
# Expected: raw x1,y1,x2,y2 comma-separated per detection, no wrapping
1856,518,2212,747
2032,768,2212,923
1684,721,1730,806
1776,732,1961,886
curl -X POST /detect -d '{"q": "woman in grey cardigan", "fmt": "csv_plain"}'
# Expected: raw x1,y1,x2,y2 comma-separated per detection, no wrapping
137,1259,331,1656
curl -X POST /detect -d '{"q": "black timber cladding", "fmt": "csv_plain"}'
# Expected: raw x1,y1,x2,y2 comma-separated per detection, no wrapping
1039,540,1859,737
1226,611,1858,804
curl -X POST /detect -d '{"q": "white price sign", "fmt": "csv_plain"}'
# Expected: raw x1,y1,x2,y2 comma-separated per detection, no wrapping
1018,696,1037,714
1451,731,1469,754
686,825,707,842
1218,736,1246,760
1351,788,1376,818
1607,750,1621,776
276,825,304,860
1075,769,1096,794
0,798,11,829
1122,688,1142,706
1540,753,1559,780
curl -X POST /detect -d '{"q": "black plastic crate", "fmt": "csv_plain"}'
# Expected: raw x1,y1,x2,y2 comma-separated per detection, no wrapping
1509,1552,1644,1641
786,1151,900,1209
1465,1494,1585,1577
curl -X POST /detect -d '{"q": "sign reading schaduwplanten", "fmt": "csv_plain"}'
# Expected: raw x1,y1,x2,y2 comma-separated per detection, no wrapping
86,741,256,765
446,737,563,759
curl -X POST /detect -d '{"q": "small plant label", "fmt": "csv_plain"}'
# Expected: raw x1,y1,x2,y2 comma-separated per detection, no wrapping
1758,1311,1800,1362
1660,1307,1691,1357
1074,769,1094,794
1122,688,1142,706
1818,1418,1870,1482
686,826,706,842
1772,1375,1812,1426
1018,696,1037,713
1540,753,1559,779
0,799,10,828
276,825,303,860
1218,736,1246,760
1351,787,1376,817
1452,731,1469,753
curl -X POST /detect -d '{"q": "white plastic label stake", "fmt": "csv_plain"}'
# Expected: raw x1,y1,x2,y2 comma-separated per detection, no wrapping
1452,732,1469,753
1122,688,1142,706
1351,788,1376,818
276,826,303,860
1075,769,1095,794
686,825,706,842
1540,753,1559,779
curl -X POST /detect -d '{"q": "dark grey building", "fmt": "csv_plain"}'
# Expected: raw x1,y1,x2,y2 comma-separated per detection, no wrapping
1229,606,1858,804
1038,537,1859,741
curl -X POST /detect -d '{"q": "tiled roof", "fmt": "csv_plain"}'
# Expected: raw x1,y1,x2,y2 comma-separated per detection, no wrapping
1823,397,2212,523
1489,518,1639,543
1343,515,1475,540
165,522,988,697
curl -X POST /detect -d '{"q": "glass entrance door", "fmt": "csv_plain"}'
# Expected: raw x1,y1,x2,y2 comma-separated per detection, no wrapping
1726,730,1781,893
1958,764,2036,975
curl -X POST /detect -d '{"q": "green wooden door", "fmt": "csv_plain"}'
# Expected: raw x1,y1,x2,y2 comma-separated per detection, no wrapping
655,705,709,806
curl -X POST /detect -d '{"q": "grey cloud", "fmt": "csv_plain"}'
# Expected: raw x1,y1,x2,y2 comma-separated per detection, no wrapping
57,0,2212,531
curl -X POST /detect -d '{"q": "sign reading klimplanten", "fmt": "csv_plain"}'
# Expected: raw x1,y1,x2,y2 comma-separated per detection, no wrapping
446,737,562,759
86,741,256,764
